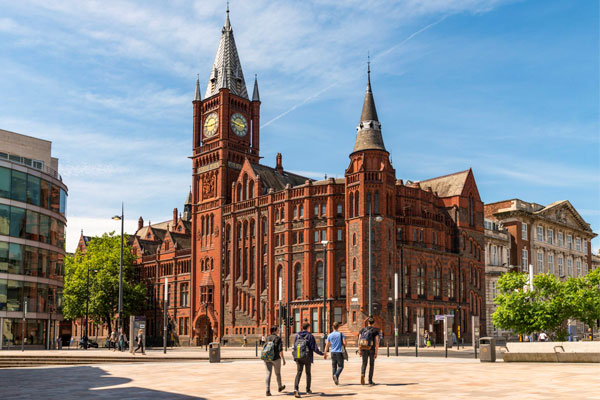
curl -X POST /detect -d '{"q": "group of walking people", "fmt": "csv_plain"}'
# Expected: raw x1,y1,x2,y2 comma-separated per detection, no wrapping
261,317,380,398
108,328,145,354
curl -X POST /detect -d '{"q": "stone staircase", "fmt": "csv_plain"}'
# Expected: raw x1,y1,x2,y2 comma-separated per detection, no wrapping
337,324,358,346
0,355,208,368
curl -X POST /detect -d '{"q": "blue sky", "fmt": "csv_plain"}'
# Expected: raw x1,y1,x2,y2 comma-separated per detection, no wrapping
0,0,598,253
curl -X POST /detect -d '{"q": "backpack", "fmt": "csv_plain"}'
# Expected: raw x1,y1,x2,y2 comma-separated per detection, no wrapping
358,327,374,350
292,337,310,362
261,340,276,362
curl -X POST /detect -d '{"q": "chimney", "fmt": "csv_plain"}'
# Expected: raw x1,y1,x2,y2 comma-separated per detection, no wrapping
276,152,283,174
138,217,144,231
173,208,178,228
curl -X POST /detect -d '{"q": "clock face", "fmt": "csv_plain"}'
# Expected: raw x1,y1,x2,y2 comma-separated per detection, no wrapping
204,112,218,138
230,113,248,137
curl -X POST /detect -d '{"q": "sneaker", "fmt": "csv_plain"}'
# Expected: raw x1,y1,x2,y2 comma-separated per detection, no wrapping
369,381,376,386
306,389,313,394
361,375,365,385
333,375,339,385
294,391,301,398
278,385,286,392
266,391,272,396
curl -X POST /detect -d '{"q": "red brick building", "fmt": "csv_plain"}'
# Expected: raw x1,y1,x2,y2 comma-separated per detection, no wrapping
179,10,487,345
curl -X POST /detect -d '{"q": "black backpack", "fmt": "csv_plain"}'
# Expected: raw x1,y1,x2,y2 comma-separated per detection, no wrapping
358,327,375,350
292,336,310,362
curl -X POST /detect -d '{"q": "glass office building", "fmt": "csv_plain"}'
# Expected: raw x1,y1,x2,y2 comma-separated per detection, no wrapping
0,129,67,349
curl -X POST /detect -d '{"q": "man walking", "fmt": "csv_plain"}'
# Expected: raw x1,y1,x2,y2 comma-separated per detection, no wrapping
358,317,379,386
133,329,145,355
293,322,325,398
118,329,128,352
261,326,286,396
324,321,347,385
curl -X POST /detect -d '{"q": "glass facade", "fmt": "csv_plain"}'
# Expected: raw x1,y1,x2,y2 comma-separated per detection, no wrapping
0,160,66,349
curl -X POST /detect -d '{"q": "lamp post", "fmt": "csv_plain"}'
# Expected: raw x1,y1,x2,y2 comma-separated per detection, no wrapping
368,208,383,316
396,227,404,356
112,203,124,332
321,240,329,345
22,298,28,352
163,277,169,354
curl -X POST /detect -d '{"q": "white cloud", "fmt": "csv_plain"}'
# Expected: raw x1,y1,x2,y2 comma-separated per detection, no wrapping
66,216,140,253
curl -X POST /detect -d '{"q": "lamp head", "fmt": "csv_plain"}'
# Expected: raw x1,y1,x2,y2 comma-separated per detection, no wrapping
112,215,121,221
321,240,329,246
375,216,384,222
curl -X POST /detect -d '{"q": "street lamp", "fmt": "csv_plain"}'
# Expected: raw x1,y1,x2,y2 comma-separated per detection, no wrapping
84,267,98,349
321,240,329,345
112,203,124,332
276,256,290,350
368,207,383,316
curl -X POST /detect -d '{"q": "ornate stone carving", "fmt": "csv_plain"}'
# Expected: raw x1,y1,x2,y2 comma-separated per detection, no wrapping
202,172,217,199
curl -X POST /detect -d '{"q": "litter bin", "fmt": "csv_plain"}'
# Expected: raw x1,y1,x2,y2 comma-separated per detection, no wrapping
209,342,221,363
479,337,496,362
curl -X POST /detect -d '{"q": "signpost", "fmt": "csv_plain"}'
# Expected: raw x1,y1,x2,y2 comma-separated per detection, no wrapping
472,315,480,357
416,316,424,348
130,315,147,354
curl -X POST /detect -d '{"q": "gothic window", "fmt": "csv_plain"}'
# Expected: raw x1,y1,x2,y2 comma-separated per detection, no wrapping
339,262,346,298
352,282,357,296
275,235,279,247
293,207,298,219
248,180,254,199
337,203,343,216
210,214,214,234
316,261,324,298
294,264,302,300
250,219,255,238
314,204,319,217
355,190,360,216
226,224,231,242
349,192,354,217
243,174,248,200
417,265,426,296
321,203,326,216
237,183,243,202
447,270,455,298
352,233,356,246
201,216,205,236
353,257,357,271
299,205,304,218
433,267,441,297
262,217,267,236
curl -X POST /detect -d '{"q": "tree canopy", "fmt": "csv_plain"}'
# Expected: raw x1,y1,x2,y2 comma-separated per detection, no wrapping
492,270,600,340
63,232,146,333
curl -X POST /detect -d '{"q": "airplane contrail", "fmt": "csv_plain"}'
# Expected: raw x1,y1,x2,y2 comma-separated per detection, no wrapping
260,15,448,129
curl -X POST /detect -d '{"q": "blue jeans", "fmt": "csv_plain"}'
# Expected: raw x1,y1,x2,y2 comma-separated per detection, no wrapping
331,352,344,378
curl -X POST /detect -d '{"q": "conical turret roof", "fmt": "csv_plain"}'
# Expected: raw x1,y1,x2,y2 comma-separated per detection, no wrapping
352,68,386,153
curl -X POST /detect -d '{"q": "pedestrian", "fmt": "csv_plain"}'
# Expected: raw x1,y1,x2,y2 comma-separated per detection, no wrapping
261,326,286,396
424,330,431,347
243,334,247,347
261,335,266,346
539,332,548,342
118,329,128,352
55,335,61,350
109,330,117,351
324,321,347,385
293,322,325,398
358,317,380,386
133,329,145,355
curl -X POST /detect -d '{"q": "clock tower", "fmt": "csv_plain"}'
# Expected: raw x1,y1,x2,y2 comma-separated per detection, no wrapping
190,7,261,342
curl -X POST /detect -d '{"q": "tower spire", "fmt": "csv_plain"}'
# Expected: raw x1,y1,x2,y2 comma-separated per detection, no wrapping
252,74,260,101
352,60,385,154
205,4,248,99
194,74,202,101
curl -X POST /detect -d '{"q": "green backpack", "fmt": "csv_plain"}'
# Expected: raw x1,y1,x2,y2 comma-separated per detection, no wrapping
261,340,276,361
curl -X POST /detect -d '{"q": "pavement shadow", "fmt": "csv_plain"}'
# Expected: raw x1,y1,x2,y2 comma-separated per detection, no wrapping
343,383,418,387
0,365,205,399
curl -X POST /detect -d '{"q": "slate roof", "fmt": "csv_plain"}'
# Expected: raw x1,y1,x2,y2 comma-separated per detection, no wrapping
416,169,470,197
352,72,386,153
250,163,309,194
170,232,191,250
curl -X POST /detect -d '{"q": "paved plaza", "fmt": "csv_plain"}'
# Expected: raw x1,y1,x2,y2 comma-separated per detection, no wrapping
1,350,597,399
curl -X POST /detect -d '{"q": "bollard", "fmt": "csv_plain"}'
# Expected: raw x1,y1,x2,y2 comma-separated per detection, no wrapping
445,343,448,358
255,340,258,357
407,337,410,348
415,342,418,357
461,338,464,350
387,343,389,357
474,343,478,359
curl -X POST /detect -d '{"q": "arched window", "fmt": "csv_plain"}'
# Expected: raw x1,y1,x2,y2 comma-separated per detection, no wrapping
433,266,441,297
248,180,254,199
339,262,346,298
243,221,248,239
352,233,356,246
243,174,248,200
349,192,354,218
355,190,360,216
374,191,379,214
294,264,302,300
353,258,357,271
316,261,324,298
237,183,243,202
250,219,255,238
226,224,231,242
299,205,304,218
210,214,214,234
352,282,357,296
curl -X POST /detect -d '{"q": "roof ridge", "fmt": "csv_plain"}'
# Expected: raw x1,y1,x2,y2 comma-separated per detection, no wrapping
417,169,470,183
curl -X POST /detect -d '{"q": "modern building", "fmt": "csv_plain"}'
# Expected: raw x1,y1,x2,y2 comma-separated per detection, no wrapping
483,218,512,337
0,129,67,349
485,199,597,337
173,9,487,346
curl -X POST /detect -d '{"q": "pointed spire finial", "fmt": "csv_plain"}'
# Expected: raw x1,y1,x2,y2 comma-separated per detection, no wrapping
224,1,231,31
194,74,202,101
252,73,260,101
367,52,372,93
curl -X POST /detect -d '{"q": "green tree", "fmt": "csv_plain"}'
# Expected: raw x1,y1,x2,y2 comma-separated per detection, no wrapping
565,268,600,329
492,272,569,339
63,232,146,333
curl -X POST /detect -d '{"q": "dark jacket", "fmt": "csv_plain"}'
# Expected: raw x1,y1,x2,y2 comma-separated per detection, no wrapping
294,330,323,363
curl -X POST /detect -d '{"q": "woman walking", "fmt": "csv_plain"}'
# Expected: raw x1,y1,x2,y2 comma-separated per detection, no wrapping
133,329,145,355
261,326,286,396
